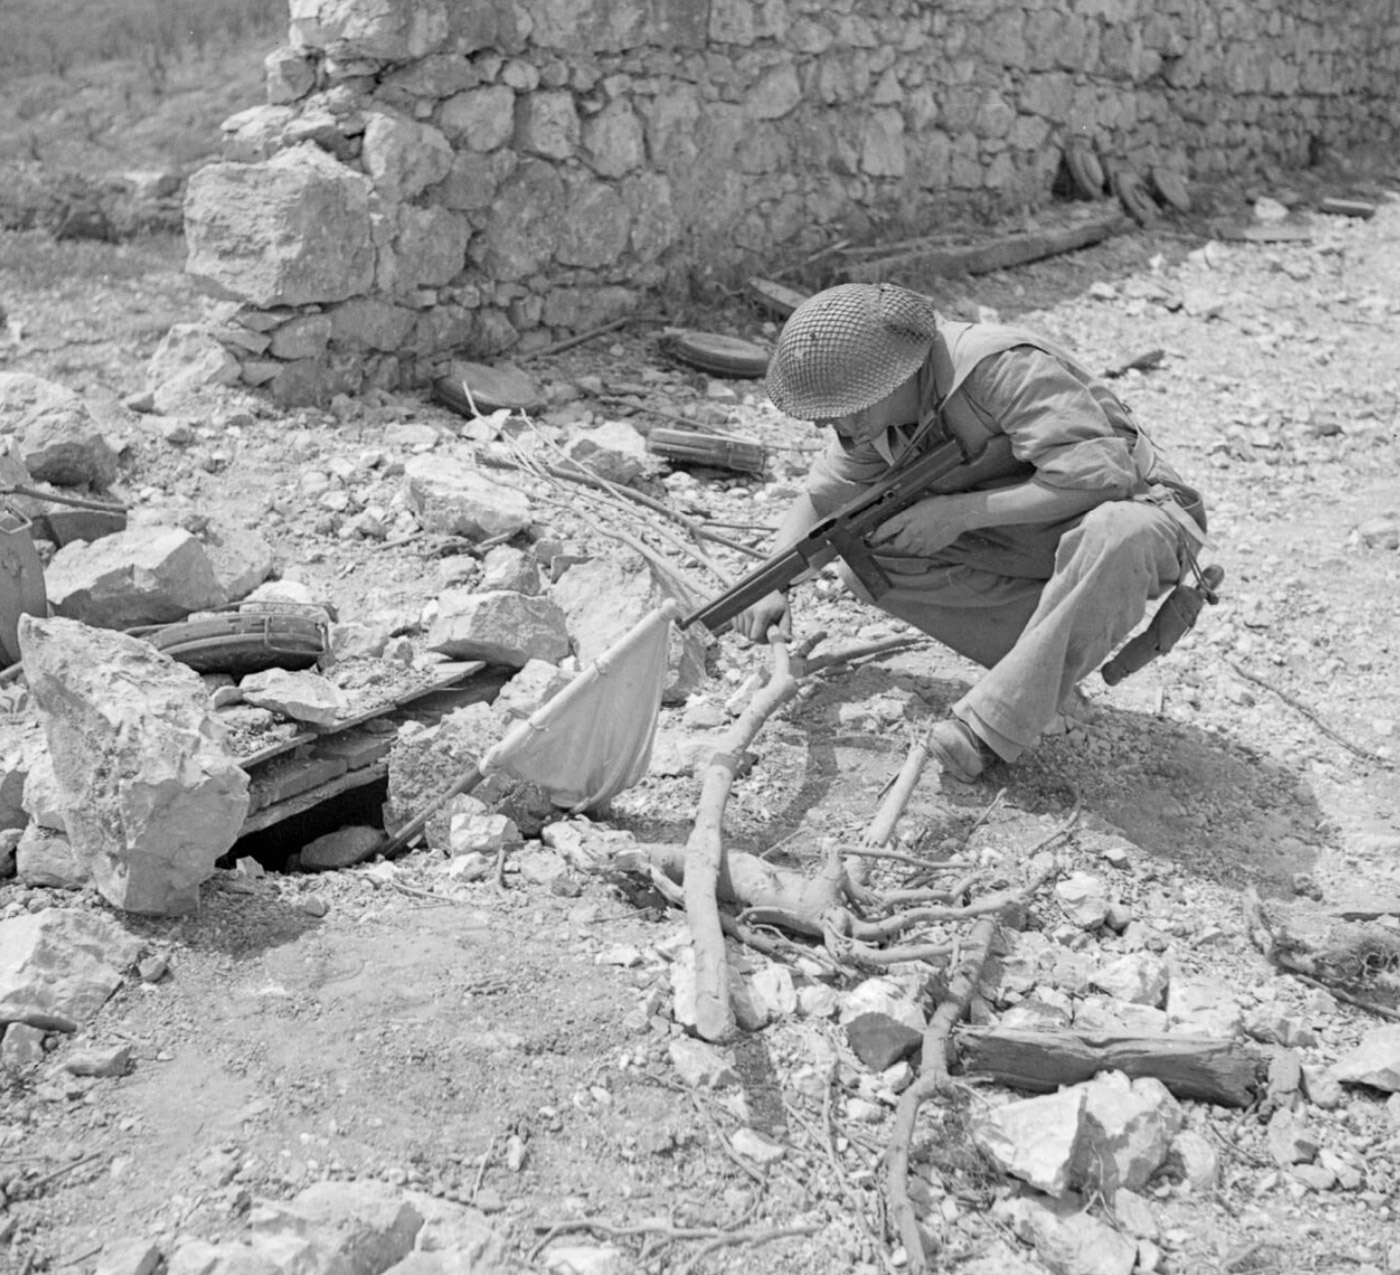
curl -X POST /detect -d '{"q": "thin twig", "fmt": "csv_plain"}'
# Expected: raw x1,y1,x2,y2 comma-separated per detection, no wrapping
516,313,659,361
469,1135,497,1203
1228,661,1394,767
20,1150,106,1195
689,1093,768,1184
1293,973,1400,1022
886,916,999,1273
672,1225,824,1275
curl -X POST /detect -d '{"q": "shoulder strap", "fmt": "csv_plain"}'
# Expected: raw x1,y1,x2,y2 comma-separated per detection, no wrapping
902,321,1038,457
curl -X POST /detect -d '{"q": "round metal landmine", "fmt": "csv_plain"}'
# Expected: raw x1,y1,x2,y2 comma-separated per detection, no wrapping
663,330,771,378
435,361,546,415
1113,168,1161,226
1150,166,1193,213
1064,141,1107,198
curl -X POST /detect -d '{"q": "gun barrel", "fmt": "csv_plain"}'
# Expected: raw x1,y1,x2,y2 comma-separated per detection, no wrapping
680,436,970,635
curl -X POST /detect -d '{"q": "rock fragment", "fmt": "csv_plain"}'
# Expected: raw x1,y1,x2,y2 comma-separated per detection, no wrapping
21,616,249,914
0,907,142,1031
241,668,349,727
45,527,226,629
1332,1026,1400,1092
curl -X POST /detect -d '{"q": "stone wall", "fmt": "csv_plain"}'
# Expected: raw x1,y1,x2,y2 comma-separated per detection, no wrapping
180,0,1400,406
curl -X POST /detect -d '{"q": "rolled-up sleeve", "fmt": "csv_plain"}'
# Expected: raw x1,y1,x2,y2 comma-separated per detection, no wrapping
964,348,1139,494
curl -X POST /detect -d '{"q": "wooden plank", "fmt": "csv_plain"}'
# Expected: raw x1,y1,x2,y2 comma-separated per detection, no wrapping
234,661,488,771
238,761,389,836
956,1026,1264,1107
844,211,1129,284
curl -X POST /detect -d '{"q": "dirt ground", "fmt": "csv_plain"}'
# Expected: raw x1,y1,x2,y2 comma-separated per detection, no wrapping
1,133,1399,1275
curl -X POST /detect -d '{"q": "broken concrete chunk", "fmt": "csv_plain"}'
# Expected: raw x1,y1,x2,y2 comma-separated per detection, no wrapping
0,907,142,1031
240,668,349,726
1165,975,1243,1038
1075,1071,1183,1196
426,589,570,666
972,1086,1088,1196
403,453,532,539
202,523,277,603
1266,1106,1319,1166
0,371,119,488
668,1036,737,1089
20,616,250,915
145,324,245,415
480,544,541,595
184,145,377,309
1331,1025,1400,1093
1165,1128,1220,1192
996,1193,1137,1275
551,553,705,704
1072,995,1168,1035
251,1179,424,1272
45,526,226,629
15,825,88,890
1055,871,1110,929
845,1011,922,1071
1089,952,1169,1006
837,976,927,1033
564,419,650,484
63,1041,133,1077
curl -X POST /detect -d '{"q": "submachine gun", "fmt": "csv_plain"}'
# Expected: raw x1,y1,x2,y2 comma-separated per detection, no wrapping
678,435,1222,685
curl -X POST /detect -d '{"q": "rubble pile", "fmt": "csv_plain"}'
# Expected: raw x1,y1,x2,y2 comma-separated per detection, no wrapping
1,165,1399,1274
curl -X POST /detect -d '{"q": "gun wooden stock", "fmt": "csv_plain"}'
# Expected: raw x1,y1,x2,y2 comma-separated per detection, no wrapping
680,436,970,634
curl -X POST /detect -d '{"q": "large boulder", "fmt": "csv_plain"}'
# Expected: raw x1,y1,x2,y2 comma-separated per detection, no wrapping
185,144,376,308
45,525,225,629
19,616,250,915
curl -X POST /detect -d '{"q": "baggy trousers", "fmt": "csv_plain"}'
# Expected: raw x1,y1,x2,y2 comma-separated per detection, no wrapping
840,500,1185,761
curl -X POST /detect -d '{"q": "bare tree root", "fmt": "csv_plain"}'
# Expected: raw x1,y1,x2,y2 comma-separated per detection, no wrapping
883,853,1060,1271
886,914,1000,1272
686,635,820,1040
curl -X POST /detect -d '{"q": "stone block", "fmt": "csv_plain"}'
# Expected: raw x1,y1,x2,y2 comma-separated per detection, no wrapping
427,590,570,666
46,526,224,630
247,755,350,812
185,144,375,308
21,617,249,915
403,453,533,539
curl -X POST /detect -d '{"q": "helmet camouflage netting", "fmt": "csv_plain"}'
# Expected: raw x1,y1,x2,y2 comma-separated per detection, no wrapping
765,282,940,420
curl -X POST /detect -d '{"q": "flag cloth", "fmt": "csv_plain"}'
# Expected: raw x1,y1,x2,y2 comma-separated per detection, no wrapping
478,601,678,811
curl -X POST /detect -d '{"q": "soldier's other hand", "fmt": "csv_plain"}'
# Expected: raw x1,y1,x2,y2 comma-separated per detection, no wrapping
732,591,791,643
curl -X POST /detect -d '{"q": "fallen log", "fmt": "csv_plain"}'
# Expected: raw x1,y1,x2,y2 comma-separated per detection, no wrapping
843,209,1129,284
955,1027,1265,1107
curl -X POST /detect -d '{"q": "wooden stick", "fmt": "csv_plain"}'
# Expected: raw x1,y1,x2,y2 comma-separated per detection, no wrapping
687,637,808,1040
515,313,659,361
1227,661,1394,767
955,1028,1266,1106
886,916,999,1272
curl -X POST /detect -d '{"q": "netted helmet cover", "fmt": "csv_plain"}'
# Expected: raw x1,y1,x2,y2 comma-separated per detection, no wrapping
765,283,940,419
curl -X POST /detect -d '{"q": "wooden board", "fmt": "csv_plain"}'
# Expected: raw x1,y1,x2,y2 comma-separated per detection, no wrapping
956,1026,1264,1106
234,661,488,769
239,762,389,836
844,210,1130,283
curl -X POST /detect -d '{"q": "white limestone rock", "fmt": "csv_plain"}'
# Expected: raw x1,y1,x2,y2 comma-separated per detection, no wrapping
20,616,249,915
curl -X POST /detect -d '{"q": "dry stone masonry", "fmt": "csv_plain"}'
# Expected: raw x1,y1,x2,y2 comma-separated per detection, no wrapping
179,0,1400,405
